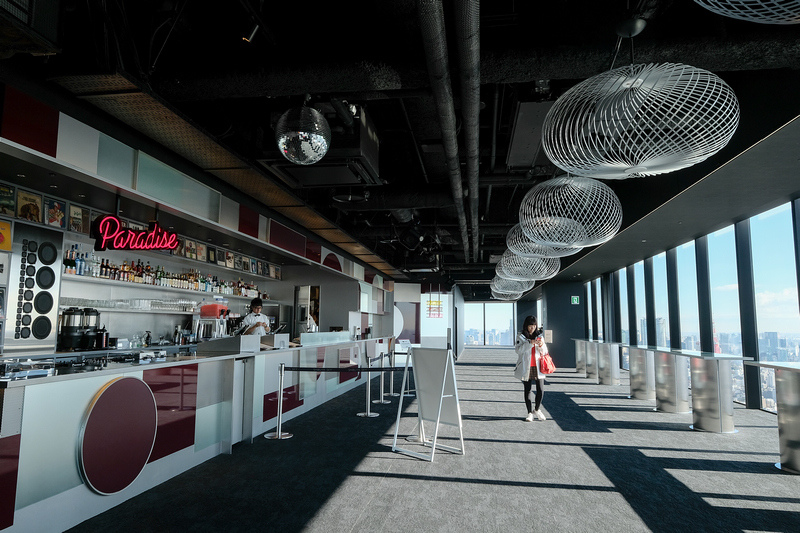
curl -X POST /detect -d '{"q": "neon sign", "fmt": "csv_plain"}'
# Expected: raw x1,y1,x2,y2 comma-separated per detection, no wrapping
91,215,179,252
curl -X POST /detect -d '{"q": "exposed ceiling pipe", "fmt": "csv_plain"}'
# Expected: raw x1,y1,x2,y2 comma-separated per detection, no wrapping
485,84,500,219
332,188,455,211
417,0,470,263
454,0,480,263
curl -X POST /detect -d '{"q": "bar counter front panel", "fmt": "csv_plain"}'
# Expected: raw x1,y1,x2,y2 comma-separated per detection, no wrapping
0,337,389,533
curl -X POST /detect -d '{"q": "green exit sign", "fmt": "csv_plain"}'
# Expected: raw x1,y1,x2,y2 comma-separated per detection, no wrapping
571,296,580,305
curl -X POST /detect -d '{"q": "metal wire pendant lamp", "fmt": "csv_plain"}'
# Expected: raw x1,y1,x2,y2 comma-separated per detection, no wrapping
275,105,332,165
519,176,622,247
491,276,535,294
491,289,522,301
541,62,740,179
496,250,560,281
694,0,800,24
506,223,583,258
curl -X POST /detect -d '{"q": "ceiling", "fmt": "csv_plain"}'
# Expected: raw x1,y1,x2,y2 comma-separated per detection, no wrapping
2,0,800,300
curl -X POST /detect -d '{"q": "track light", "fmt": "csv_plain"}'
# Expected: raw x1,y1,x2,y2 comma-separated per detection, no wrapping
243,25,259,43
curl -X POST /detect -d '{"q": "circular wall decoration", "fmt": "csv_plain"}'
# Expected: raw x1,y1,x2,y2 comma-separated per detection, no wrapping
694,0,800,24
519,176,622,247
79,377,158,495
541,63,739,179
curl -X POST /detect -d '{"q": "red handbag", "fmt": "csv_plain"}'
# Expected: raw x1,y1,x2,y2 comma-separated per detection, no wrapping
539,352,556,374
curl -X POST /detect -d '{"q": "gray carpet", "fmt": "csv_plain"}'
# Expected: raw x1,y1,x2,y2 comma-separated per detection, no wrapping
68,347,800,533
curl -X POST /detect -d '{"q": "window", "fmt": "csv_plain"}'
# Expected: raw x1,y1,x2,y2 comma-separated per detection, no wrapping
634,261,647,346
653,252,670,347
750,203,800,412
464,303,484,346
586,281,593,340
676,241,701,350
708,225,744,403
595,278,604,341
463,302,515,346
618,268,630,369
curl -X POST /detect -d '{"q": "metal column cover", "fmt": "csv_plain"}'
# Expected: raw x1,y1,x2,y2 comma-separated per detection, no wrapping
585,341,599,383
574,339,586,376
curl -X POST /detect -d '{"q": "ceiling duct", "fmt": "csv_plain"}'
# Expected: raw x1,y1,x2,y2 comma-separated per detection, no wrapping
258,107,380,188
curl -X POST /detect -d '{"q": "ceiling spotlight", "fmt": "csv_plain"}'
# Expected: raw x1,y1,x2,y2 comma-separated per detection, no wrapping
243,25,259,43
275,105,332,165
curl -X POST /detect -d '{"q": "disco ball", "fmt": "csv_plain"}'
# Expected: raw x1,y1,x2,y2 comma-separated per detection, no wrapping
694,0,800,24
542,63,739,178
275,106,331,165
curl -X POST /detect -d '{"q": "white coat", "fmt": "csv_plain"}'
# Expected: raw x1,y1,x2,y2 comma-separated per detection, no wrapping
514,333,549,381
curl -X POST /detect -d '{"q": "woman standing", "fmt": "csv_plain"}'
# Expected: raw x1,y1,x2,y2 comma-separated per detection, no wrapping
514,315,549,421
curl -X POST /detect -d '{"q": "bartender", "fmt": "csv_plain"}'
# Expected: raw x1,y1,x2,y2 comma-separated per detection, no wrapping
239,297,271,336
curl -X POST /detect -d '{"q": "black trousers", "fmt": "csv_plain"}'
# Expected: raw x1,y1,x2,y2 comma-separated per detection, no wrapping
523,376,544,413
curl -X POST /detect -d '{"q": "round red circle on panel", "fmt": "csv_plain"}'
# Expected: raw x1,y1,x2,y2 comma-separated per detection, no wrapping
79,377,158,495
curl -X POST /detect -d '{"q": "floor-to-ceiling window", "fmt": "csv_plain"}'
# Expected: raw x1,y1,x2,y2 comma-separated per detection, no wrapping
634,261,647,346
618,267,629,368
595,278,604,341
463,302,515,346
750,203,800,412
653,252,670,347
586,281,593,340
708,225,744,402
677,241,701,350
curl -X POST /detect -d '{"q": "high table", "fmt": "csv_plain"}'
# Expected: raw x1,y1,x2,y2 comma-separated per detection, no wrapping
651,346,691,414
574,339,587,377
744,361,800,473
597,342,621,386
672,350,752,433
628,346,656,401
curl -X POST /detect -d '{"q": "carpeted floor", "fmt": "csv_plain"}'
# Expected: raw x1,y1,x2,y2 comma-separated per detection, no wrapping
68,347,800,533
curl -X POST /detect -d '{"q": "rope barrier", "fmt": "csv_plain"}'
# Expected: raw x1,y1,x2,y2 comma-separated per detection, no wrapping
264,352,412,436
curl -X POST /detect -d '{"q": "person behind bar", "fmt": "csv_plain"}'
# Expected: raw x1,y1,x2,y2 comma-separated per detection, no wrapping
239,297,271,336
513,315,548,422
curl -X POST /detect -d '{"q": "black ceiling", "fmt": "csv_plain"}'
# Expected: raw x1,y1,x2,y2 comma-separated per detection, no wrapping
2,0,800,300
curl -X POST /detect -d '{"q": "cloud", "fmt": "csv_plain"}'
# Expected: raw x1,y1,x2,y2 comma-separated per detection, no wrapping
714,284,739,292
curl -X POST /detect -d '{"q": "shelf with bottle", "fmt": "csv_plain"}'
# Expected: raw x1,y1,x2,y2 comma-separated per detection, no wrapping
60,244,269,301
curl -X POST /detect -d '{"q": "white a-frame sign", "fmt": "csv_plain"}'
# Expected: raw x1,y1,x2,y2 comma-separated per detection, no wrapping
392,347,465,461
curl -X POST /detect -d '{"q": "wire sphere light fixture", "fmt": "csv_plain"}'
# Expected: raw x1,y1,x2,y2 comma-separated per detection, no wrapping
496,250,560,281
275,106,332,165
541,63,740,179
491,276,535,294
694,0,800,24
519,176,622,247
506,223,583,258
491,289,522,301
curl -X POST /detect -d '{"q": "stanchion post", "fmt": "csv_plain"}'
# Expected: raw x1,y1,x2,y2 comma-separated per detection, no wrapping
357,353,379,418
373,352,391,405
385,350,400,397
265,362,293,439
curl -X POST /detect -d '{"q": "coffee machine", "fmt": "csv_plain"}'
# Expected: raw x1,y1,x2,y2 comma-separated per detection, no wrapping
58,307,101,350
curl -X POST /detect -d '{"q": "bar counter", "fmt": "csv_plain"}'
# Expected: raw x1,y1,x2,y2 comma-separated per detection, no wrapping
0,336,391,532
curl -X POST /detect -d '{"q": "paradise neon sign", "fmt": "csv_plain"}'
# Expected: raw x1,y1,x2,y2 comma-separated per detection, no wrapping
91,215,179,252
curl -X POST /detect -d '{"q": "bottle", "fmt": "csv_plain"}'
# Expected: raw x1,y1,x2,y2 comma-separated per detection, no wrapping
77,253,85,276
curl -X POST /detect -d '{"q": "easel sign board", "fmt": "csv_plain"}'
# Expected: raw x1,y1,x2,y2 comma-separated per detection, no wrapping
392,347,465,461
414,347,460,427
